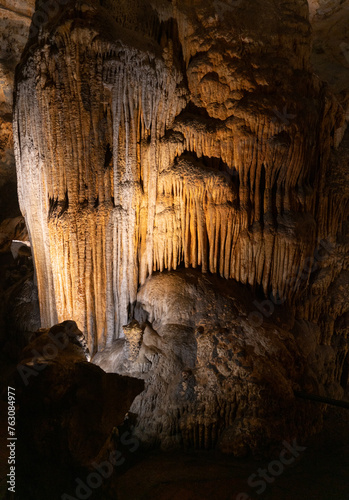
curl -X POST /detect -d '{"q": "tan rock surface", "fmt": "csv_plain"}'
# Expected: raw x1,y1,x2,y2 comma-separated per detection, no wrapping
94,269,334,455
9,0,349,456
13,0,348,352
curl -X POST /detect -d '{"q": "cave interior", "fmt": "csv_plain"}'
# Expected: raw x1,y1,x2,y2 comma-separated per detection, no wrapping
0,1,348,499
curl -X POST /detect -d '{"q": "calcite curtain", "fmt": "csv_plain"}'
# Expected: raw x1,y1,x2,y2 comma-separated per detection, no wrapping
14,0,345,352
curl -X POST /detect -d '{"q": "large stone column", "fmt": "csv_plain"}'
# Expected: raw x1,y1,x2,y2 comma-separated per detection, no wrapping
14,0,345,352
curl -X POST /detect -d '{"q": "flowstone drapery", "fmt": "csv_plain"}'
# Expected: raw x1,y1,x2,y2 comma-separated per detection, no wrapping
14,0,347,353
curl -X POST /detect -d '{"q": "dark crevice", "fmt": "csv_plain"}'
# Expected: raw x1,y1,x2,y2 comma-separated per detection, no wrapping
340,353,349,390
175,151,240,188
49,191,69,218
80,81,91,112
157,17,186,77
176,101,220,123
271,171,280,228
59,191,69,217
104,143,113,169
0,181,21,223
246,169,252,226
48,196,58,218
260,164,266,228
100,0,161,41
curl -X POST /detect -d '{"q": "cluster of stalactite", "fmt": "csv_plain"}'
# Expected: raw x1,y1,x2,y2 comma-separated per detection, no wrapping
14,0,348,351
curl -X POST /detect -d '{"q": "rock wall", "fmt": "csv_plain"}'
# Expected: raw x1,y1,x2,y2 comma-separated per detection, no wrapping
9,0,349,457
93,270,326,455
309,0,349,140
0,0,34,221
16,320,143,466
13,0,348,352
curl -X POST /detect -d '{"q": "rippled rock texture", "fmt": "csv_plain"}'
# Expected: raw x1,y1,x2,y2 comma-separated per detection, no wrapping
93,266,348,454
14,0,348,349
13,0,349,453
93,270,317,455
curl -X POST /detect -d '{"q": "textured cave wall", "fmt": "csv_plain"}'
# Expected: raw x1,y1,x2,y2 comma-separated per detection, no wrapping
0,1,34,221
308,0,349,140
94,270,324,455
13,0,348,354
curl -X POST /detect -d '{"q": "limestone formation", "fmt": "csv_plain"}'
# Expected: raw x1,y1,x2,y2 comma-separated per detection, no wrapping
0,216,28,252
123,319,144,361
14,0,348,351
0,217,38,337
7,276,40,333
0,1,34,219
308,0,349,143
94,265,348,454
93,270,323,455
11,0,349,455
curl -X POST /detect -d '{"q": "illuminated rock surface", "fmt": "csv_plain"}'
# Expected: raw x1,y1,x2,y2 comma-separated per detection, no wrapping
94,268,347,454
11,0,349,454
14,0,349,351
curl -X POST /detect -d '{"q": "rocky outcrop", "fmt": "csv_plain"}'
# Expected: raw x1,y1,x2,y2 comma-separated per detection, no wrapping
0,216,36,346
0,216,28,252
308,0,349,142
16,320,144,467
13,0,348,352
93,269,338,456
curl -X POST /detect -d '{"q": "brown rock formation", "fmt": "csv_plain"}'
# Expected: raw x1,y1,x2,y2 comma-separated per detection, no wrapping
16,320,144,466
309,0,349,143
13,0,348,352
94,269,325,455
0,216,27,252
11,0,349,453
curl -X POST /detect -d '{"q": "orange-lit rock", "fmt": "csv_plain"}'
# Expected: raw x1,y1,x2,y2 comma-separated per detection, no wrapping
14,0,348,352
10,0,349,456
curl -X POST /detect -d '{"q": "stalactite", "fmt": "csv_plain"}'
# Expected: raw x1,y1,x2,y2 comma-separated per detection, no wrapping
14,0,348,352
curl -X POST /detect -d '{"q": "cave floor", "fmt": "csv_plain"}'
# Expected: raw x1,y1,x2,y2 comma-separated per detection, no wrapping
114,407,349,500
0,401,347,500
